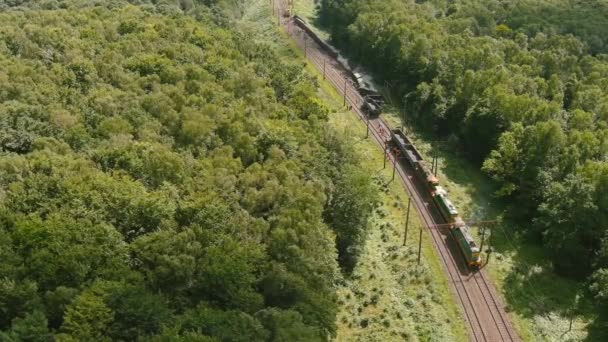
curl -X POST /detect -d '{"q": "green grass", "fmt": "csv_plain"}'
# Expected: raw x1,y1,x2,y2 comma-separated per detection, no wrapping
240,1,469,340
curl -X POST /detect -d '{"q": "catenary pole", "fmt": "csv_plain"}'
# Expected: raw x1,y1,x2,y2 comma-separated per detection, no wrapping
323,59,326,80
383,141,388,169
403,198,411,246
343,77,347,106
417,226,423,265
392,152,397,180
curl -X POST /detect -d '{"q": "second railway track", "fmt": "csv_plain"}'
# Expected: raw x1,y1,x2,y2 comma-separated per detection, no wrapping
275,2,520,341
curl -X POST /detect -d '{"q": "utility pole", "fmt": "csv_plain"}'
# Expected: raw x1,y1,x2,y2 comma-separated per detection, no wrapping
435,156,439,174
562,293,580,337
392,156,397,180
403,198,411,246
304,36,307,57
343,77,347,106
402,98,407,131
323,59,326,80
485,247,493,267
366,117,370,138
272,0,274,15
485,225,493,267
392,149,397,181
417,226,423,265
431,155,438,174
383,141,388,169
479,225,487,254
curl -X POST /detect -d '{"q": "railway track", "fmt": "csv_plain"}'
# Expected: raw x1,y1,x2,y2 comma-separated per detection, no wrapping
275,2,520,341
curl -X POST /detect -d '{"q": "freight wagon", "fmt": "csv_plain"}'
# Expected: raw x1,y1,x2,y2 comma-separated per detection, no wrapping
390,129,439,188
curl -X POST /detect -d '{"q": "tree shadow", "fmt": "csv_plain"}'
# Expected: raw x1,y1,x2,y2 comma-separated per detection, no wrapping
488,226,602,338
500,254,577,318
585,305,608,341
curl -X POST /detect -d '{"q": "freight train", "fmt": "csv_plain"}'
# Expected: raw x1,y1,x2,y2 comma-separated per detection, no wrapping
292,15,385,117
391,129,481,268
292,14,480,268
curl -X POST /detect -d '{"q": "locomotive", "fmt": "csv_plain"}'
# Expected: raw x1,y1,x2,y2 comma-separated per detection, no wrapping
390,129,438,189
355,71,384,117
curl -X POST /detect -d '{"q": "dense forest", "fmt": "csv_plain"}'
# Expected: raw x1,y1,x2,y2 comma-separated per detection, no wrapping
0,0,378,340
319,0,608,303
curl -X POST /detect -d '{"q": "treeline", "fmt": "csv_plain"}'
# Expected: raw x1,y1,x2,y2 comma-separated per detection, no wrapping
319,0,607,293
0,0,377,340
421,0,608,55
502,0,608,55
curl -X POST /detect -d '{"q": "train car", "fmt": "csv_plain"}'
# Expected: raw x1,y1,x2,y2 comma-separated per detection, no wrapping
366,93,384,104
416,161,439,189
293,15,340,58
390,129,416,167
353,71,384,104
361,97,381,117
452,223,482,267
361,95,384,117
391,129,420,165
390,129,439,189
433,186,458,223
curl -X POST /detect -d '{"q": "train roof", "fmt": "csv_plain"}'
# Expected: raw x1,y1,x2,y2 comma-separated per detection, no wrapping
326,44,340,57
435,187,458,215
444,198,458,215
363,100,379,112
366,94,384,101
358,83,379,94
434,186,447,196
391,130,422,162
457,225,479,252
397,134,423,160
353,71,380,94
405,150,419,163
418,162,438,184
